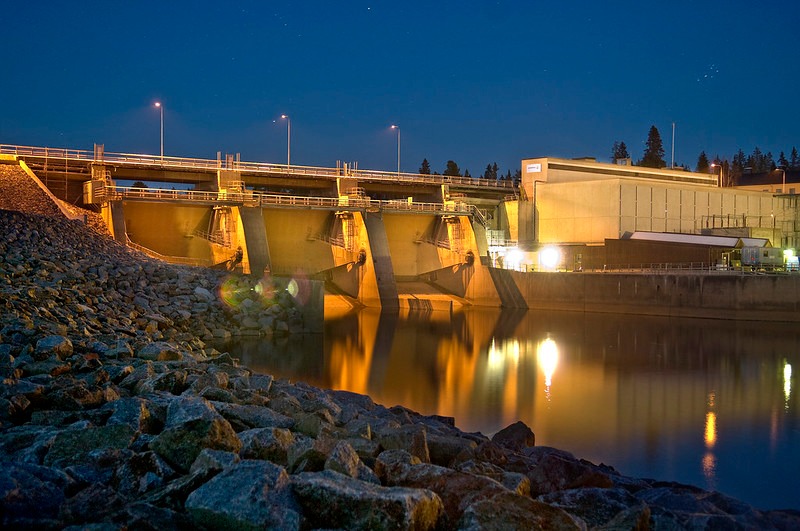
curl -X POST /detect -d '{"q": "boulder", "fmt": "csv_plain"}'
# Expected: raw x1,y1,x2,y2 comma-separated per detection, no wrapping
490,420,535,452
185,460,300,530
0,462,74,525
33,335,74,361
292,470,442,530
460,490,585,530
150,397,241,472
43,424,136,468
539,487,650,529
136,342,183,362
523,447,613,496
239,427,295,464
211,401,295,431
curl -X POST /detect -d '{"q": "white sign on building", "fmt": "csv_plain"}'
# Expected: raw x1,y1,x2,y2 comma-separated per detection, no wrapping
527,163,542,173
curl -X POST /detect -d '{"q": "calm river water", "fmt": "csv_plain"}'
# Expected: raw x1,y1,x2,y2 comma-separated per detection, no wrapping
224,308,799,511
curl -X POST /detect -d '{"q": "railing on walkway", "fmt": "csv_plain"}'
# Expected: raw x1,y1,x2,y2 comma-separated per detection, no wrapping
0,143,516,190
511,262,799,275
125,237,209,267
101,184,483,219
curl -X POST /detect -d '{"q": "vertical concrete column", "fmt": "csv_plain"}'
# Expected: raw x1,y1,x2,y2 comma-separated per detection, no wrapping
234,206,271,276
361,212,399,311
104,201,127,243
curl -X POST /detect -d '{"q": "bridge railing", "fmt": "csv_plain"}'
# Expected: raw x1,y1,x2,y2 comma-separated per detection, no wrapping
1,143,517,190
103,185,479,217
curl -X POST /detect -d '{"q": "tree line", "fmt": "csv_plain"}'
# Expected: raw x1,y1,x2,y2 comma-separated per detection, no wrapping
417,158,521,182
613,125,798,186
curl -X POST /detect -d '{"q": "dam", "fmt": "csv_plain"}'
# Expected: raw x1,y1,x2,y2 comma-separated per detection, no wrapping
2,143,799,321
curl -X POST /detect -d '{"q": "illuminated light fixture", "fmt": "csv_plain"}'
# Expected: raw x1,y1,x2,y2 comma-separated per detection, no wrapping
539,246,561,270
785,362,793,405
505,247,523,271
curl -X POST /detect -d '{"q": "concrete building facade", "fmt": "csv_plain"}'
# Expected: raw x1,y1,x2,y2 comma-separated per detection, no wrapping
518,157,798,254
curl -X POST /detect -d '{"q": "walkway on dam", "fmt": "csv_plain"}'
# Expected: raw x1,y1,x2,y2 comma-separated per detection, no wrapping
0,144,517,193
94,183,487,221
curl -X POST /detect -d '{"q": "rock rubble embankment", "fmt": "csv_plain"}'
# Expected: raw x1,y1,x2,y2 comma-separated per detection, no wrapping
2,164,799,529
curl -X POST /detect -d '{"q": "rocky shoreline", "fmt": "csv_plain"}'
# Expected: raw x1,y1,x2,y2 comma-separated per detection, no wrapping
2,164,800,529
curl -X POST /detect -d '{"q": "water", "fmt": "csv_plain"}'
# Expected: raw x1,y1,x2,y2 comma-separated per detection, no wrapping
223,308,800,511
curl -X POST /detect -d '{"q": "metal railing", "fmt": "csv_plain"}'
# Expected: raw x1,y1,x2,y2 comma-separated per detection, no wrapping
100,184,483,219
125,236,209,266
1,143,516,190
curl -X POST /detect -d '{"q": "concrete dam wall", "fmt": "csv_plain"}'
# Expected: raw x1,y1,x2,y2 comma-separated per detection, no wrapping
496,270,800,322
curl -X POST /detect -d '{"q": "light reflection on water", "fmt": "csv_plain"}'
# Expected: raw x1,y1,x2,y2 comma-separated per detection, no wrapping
224,308,800,511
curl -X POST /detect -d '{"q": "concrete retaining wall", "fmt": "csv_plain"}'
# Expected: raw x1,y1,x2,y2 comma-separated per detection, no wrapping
505,270,800,321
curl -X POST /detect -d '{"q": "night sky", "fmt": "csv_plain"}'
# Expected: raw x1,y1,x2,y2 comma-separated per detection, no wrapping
2,1,798,177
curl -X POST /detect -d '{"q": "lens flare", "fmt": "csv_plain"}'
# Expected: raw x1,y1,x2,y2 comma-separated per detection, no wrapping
286,270,311,306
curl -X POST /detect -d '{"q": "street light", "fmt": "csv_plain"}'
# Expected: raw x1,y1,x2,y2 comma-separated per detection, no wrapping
154,102,164,159
711,162,723,187
390,124,400,174
281,114,291,167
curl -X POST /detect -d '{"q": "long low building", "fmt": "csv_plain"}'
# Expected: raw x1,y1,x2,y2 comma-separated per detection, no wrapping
499,156,799,270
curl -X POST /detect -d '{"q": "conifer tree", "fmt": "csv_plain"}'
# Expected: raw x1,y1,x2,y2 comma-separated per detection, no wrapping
696,151,710,173
419,158,431,175
612,141,629,162
443,160,461,177
639,126,666,168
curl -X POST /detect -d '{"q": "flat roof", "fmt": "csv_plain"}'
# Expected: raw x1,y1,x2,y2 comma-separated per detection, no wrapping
627,231,769,248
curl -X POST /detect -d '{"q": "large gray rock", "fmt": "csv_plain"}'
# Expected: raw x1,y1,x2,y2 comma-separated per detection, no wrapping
43,424,136,468
460,490,585,530
379,460,510,528
490,420,535,452
523,448,613,496
136,342,183,362
211,401,295,431
635,485,770,529
0,462,74,525
239,427,295,464
113,450,177,498
185,460,300,530
150,397,241,472
377,424,430,463
539,487,650,529
292,470,442,530
103,397,159,433
34,335,73,361
324,439,379,484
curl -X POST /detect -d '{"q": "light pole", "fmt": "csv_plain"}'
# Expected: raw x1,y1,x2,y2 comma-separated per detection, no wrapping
281,114,291,167
390,124,400,174
777,166,787,192
154,102,163,159
711,162,723,187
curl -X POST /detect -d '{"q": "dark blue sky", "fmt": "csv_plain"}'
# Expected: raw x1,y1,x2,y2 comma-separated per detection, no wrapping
2,1,798,176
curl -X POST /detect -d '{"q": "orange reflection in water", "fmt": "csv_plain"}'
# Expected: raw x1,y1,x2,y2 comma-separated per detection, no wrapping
233,308,800,511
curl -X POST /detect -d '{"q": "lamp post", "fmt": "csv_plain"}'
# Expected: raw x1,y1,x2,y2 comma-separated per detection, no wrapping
154,102,164,159
777,166,787,192
281,114,291,167
391,124,400,174
711,162,723,187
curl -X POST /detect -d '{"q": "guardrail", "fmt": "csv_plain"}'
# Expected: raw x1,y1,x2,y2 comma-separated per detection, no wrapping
1,143,516,190
101,185,482,219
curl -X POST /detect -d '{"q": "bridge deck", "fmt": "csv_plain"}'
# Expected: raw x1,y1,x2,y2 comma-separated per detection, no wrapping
1,144,517,193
